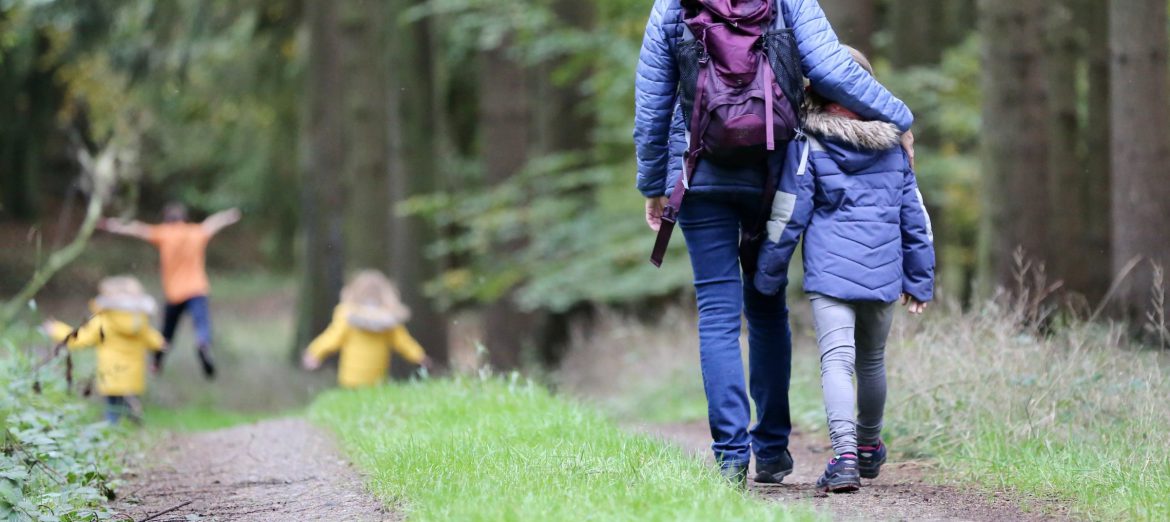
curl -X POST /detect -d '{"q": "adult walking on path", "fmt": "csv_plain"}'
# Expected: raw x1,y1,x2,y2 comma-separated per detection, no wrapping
98,203,242,379
634,0,914,485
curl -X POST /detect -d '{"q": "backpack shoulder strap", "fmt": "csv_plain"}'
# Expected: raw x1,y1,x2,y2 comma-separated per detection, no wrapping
772,0,787,30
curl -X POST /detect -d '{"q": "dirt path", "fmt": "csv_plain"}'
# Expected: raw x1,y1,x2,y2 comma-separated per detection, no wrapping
636,421,1068,522
113,418,393,522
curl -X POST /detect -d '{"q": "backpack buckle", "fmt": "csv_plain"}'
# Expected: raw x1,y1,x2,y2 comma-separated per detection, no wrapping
662,205,679,224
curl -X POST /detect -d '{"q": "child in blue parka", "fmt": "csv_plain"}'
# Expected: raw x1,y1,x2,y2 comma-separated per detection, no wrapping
753,47,935,493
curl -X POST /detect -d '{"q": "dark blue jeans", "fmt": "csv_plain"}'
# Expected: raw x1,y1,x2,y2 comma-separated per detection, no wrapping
679,193,793,468
159,295,212,367
162,295,212,347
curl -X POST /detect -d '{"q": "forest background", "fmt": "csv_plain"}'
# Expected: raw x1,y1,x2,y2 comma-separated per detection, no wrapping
2,0,1169,369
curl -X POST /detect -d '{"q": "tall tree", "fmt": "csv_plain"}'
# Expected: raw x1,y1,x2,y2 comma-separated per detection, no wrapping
387,0,449,372
339,0,392,270
1109,0,1170,320
479,43,533,370
977,0,1053,289
1043,0,1109,303
818,0,876,56
296,0,347,350
1077,0,1112,304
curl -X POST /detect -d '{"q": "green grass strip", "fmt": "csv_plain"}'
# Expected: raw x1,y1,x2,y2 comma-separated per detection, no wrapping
309,378,817,521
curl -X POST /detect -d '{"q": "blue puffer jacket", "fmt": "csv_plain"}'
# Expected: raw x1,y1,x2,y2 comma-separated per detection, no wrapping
634,0,915,198
754,102,935,303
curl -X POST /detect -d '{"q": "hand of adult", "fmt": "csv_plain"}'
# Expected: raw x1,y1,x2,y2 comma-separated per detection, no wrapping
645,197,667,232
901,129,916,169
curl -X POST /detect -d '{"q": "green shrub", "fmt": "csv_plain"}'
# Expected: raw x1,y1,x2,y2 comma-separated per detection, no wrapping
0,325,122,521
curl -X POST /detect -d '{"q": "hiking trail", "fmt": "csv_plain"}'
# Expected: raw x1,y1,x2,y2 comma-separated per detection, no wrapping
113,418,392,522
637,421,1070,522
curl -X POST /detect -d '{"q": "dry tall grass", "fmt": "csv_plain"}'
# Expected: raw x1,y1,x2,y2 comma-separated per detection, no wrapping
559,290,1170,519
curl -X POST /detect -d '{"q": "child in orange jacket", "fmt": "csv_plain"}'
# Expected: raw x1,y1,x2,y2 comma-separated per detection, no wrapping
302,271,431,388
45,276,166,423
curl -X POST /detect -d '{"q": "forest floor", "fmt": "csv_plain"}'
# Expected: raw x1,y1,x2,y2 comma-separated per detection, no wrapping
111,418,393,522
636,420,1066,521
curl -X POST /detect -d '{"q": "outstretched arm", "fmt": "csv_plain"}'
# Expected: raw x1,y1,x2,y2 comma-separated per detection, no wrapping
202,208,242,237
97,218,153,241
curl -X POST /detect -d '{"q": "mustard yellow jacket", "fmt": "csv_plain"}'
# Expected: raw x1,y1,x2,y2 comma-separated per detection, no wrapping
49,311,165,397
306,305,426,388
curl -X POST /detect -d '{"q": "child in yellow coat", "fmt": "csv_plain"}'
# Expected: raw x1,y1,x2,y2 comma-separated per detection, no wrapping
302,270,431,388
45,276,166,423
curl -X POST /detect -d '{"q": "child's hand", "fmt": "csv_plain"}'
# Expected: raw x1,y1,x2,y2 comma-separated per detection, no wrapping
39,319,56,336
301,352,322,371
419,356,434,371
901,294,928,315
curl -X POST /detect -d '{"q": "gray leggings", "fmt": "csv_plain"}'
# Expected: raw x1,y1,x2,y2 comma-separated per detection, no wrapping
810,294,894,457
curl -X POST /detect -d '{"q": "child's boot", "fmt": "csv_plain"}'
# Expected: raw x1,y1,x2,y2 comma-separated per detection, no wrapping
858,441,887,479
816,454,861,493
197,344,217,380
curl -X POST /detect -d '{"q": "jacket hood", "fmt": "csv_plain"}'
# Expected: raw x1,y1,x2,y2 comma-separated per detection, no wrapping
346,305,400,333
803,98,902,173
93,294,157,315
100,310,153,336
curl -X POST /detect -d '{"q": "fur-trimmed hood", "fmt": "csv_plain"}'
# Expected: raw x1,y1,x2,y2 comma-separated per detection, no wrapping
93,295,157,315
345,305,401,333
802,99,901,152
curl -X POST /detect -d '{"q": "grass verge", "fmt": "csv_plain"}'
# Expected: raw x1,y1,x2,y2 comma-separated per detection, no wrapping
887,302,1170,520
309,378,817,521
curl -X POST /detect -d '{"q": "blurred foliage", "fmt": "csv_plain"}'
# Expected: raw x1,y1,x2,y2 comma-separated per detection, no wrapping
2,0,302,260
405,0,695,313
0,325,123,521
3,0,999,312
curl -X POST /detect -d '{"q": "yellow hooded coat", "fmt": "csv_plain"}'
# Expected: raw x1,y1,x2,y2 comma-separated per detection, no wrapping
49,310,165,397
306,305,426,388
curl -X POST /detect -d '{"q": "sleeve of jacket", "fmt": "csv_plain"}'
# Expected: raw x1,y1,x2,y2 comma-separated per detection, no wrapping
754,139,816,296
142,325,166,352
633,0,678,198
389,326,426,365
786,0,914,132
306,311,347,361
900,165,936,302
49,319,102,350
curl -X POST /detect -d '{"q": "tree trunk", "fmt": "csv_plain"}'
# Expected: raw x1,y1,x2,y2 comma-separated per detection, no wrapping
387,0,449,374
977,0,1053,290
888,0,976,68
339,0,391,270
296,0,347,352
818,0,876,56
479,44,533,370
1044,0,1099,303
1077,0,1111,305
1109,0,1170,321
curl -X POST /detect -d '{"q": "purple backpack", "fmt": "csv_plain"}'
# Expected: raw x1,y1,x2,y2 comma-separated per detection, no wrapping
651,0,804,267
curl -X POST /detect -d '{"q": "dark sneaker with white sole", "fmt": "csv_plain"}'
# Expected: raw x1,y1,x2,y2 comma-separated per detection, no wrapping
858,441,887,479
815,454,861,493
754,450,794,484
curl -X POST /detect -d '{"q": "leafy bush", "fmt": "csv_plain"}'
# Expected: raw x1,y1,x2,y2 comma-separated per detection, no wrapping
0,325,122,521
